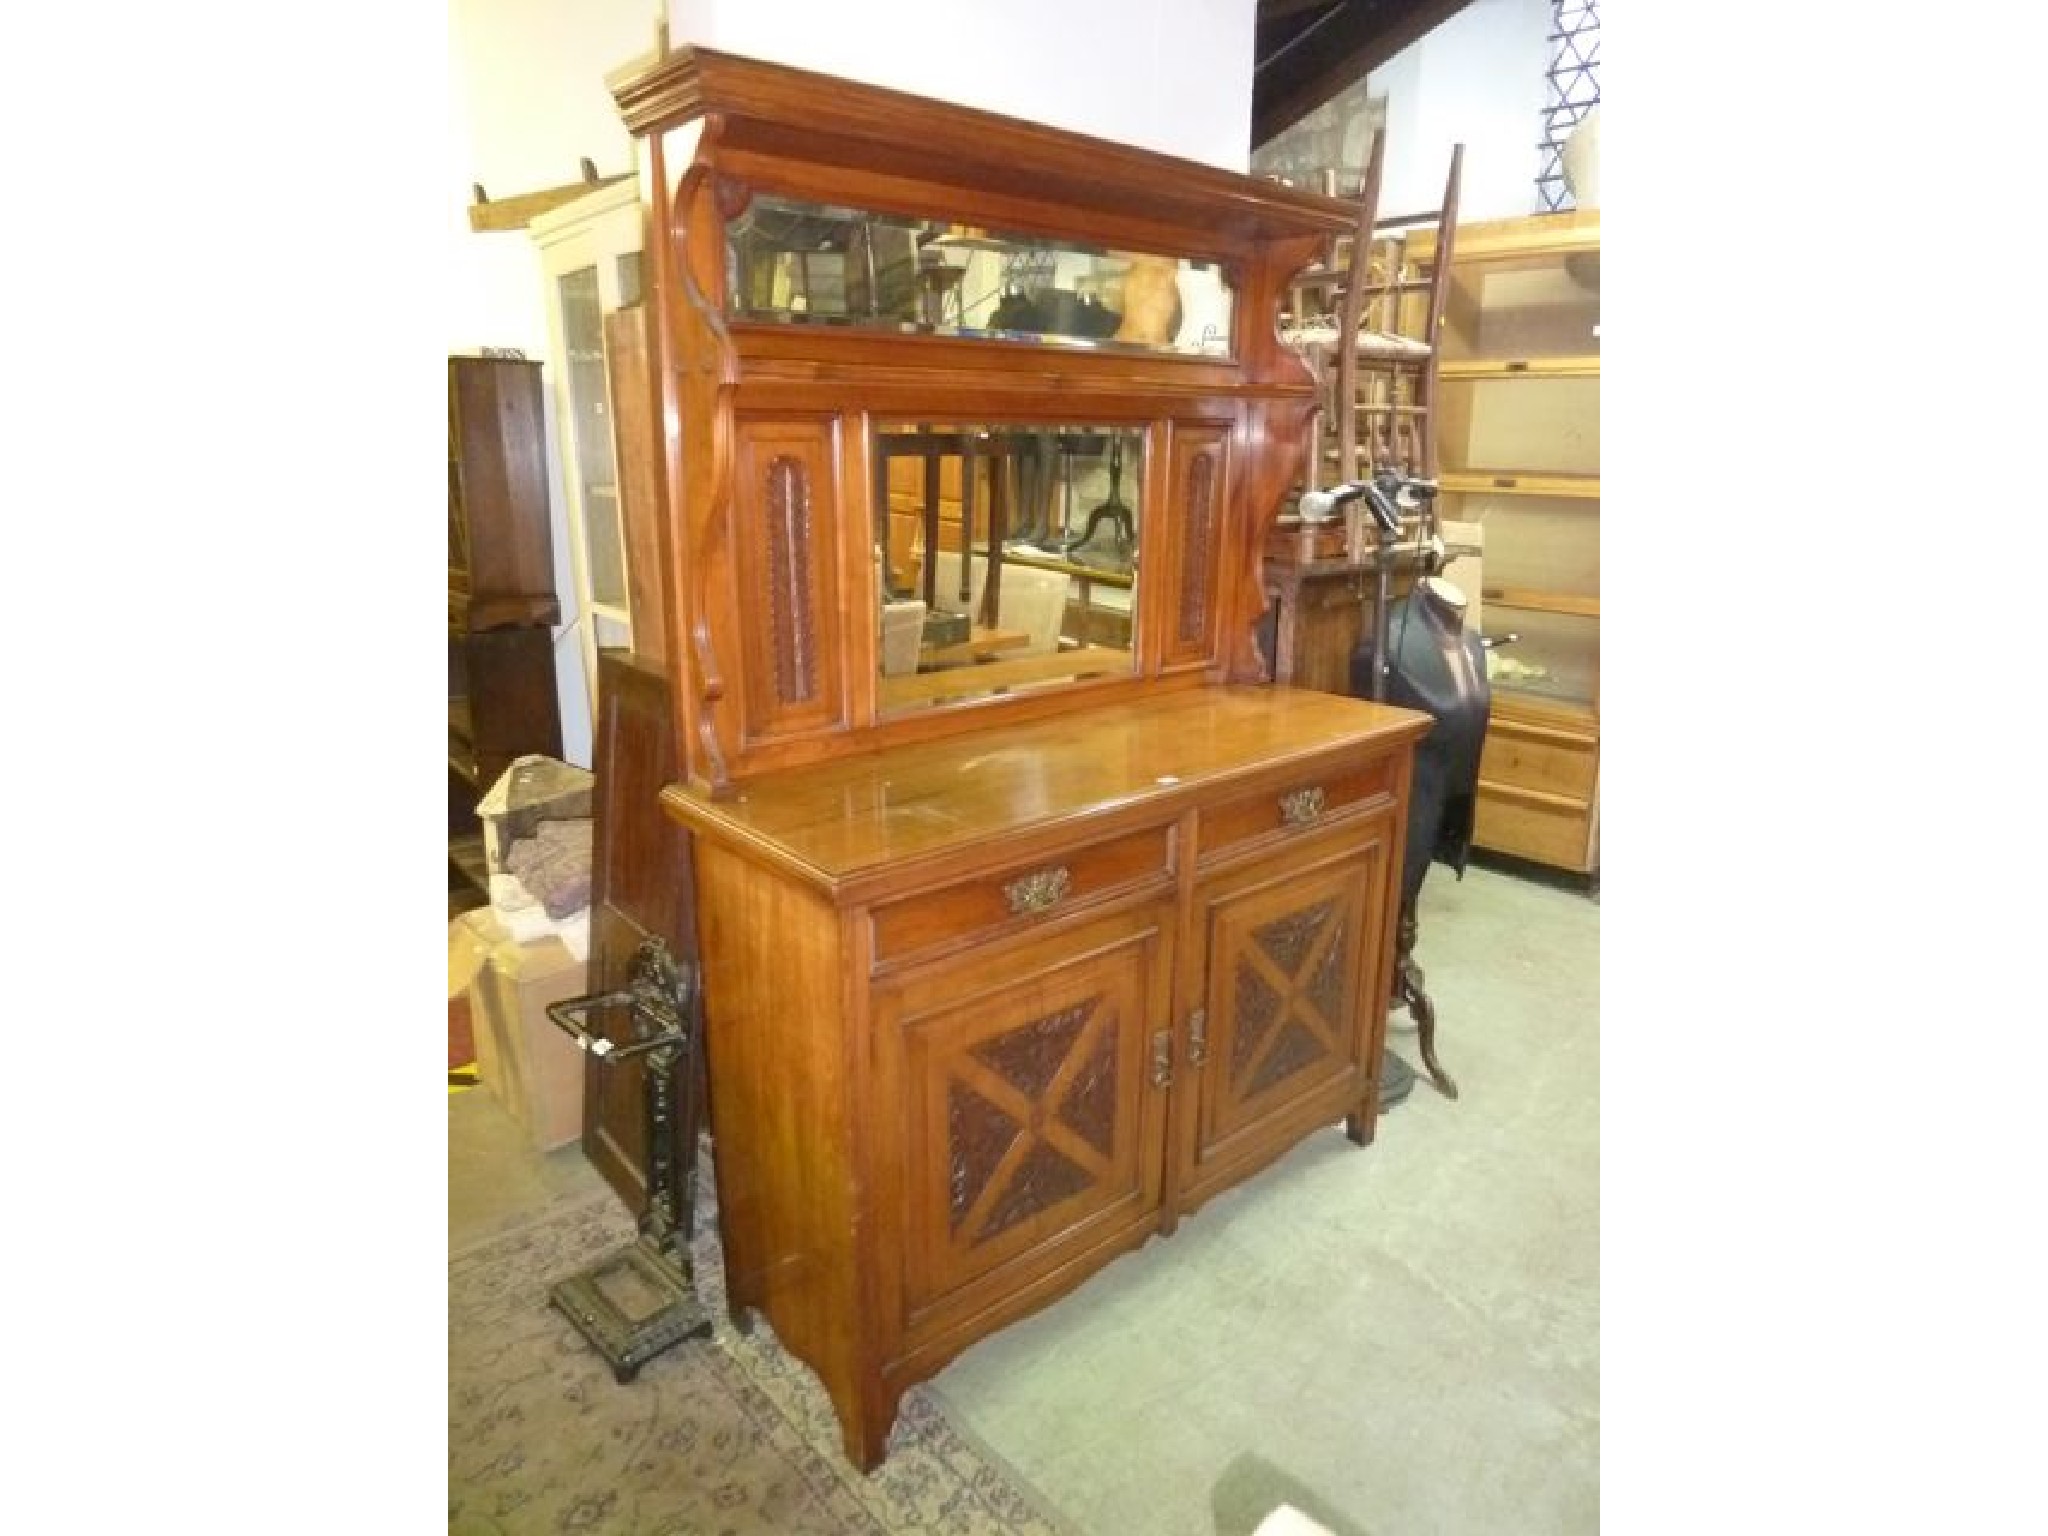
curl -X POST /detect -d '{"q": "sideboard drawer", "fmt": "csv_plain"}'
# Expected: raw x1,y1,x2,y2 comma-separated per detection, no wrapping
1197,756,1397,865
870,824,1175,969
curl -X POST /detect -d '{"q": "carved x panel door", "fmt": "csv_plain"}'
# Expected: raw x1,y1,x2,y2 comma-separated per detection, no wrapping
877,902,1172,1337
1182,833,1386,1194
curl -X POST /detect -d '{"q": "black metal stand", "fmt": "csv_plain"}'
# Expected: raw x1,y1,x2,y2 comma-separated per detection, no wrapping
543,939,712,1383
1361,486,1457,1101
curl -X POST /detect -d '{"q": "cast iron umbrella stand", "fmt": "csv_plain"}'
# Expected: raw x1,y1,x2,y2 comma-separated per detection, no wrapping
543,937,712,1383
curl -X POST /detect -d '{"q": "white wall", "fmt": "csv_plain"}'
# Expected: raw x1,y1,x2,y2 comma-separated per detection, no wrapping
448,0,666,768
1367,0,1553,221
664,0,1256,172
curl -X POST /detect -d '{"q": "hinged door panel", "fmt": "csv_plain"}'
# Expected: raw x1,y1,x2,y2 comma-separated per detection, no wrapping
1182,824,1389,1194
877,901,1173,1342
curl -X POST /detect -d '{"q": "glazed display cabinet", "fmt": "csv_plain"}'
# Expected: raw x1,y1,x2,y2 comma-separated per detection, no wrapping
601,44,1432,1468
531,179,647,727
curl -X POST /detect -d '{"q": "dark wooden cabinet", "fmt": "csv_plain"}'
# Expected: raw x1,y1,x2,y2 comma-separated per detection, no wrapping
601,44,1431,1469
448,355,563,899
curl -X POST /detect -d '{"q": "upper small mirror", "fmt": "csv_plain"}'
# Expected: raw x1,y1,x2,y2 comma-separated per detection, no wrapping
874,422,1142,716
726,194,1234,357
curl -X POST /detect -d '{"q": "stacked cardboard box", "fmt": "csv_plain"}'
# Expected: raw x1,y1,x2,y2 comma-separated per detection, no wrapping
449,906,588,1151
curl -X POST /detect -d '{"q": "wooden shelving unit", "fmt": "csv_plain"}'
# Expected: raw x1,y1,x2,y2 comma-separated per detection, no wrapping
1411,210,1600,877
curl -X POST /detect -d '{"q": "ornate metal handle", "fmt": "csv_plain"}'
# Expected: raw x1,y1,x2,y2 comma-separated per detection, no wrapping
1187,1006,1208,1069
1150,1028,1173,1088
1279,786,1326,826
1004,864,1072,915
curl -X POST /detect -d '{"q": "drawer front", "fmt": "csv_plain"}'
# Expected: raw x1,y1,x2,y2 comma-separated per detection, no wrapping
870,824,1174,969
1479,724,1597,800
1473,784,1596,872
1197,756,1397,866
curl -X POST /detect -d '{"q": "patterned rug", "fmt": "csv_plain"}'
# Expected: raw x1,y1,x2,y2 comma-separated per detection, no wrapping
450,1171,1075,1535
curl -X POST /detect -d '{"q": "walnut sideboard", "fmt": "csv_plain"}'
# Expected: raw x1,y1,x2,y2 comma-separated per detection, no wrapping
595,45,1433,1468
661,685,1424,1467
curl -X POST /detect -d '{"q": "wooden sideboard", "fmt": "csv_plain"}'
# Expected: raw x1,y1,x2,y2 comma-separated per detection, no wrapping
662,686,1422,1467
601,44,1431,1468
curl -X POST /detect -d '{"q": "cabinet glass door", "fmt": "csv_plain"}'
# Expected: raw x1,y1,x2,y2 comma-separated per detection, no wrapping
556,265,626,616
1426,215,1600,716
533,177,646,767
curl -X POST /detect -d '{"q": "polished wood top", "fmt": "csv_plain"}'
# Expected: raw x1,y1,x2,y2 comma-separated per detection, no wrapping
662,685,1427,889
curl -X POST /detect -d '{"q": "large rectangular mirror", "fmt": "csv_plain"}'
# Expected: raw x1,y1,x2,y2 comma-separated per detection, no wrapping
874,423,1143,715
727,194,1234,358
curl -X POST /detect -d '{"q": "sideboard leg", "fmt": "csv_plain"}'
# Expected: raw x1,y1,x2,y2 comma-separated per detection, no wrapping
841,1380,905,1474
1345,1102,1377,1146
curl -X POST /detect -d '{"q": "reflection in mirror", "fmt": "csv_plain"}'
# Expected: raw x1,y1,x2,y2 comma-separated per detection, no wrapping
726,194,1234,357
873,423,1143,715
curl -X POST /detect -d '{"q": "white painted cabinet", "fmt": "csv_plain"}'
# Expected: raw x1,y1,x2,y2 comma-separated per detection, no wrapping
530,178,646,727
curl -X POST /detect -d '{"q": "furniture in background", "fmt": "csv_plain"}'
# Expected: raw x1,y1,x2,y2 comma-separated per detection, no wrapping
606,45,1429,1470
545,932,713,1383
1287,131,1464,509
531,178,648,731
449,353,563,907
1258,139,1478,1105
568,285,703,1220
577,650,699,1215
1409,210,1600,878
1263,131,1469,690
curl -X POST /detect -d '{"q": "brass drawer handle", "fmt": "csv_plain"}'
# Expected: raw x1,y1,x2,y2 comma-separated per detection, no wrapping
1003,865,1072,915
1279,786,1326,826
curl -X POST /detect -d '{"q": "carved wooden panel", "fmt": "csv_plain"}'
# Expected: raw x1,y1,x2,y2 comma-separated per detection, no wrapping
1190,836,1381,1172
730,417,846,744
882,905,1172,1324
1162,424,1230,668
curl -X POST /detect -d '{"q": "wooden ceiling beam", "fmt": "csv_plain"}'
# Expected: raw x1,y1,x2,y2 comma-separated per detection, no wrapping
1252,0,1476,147
468,158,631,233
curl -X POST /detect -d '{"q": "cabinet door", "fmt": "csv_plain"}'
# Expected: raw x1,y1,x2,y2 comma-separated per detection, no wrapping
1180,822,1391,1202
875,901,1173,1346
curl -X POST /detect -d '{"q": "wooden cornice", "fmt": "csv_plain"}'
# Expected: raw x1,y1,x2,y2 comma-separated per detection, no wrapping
608,45,1358,252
